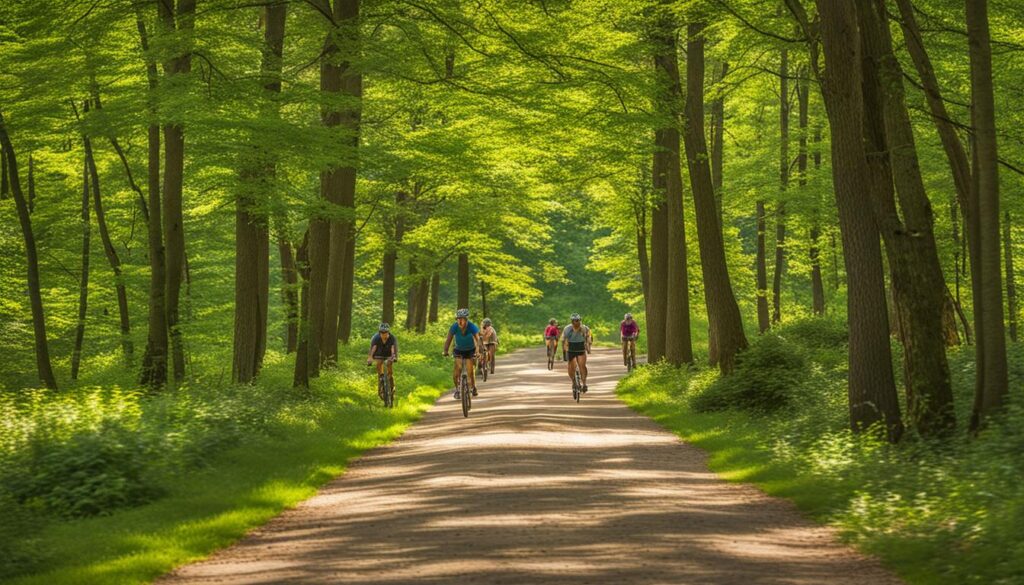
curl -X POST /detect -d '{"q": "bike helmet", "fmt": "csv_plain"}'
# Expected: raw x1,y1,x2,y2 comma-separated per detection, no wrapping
483,318,492,326
570,313,581,321
379,322,390,332
456,308,470,318
549,318,557,325
624,313,633,320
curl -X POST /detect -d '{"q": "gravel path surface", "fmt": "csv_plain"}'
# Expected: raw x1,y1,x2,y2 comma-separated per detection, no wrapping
160,347,901,584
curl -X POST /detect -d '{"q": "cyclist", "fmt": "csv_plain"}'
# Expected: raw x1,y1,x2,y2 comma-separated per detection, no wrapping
620,313,640,367
443,308,481,399
544,318,560,360
366,323,398,399
479,318,499,374
562,313,592,393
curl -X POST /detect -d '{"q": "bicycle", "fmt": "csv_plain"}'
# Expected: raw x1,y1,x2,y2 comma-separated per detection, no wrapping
546,344,556,371
368,357,396,408
448,352,473,418
566,353,584,403
477,348,489,382
624,337,637,372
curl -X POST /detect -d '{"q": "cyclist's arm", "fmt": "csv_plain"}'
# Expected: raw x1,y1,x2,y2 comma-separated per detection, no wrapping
473,334,482,356
368,344,378,362
391,338,398,360
443,332,453,355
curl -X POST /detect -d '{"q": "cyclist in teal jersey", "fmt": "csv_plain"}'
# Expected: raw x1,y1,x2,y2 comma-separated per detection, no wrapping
443,308,482,399
562,313,592,392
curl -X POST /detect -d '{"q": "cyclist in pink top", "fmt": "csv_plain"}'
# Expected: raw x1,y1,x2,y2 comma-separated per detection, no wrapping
544,318,560,360
620,313,640,367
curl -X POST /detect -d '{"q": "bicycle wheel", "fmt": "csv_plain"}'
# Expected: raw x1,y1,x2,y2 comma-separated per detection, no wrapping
547,348,554,370
461,373,471,418
385,376,395,408
574,368,582,403
378,375,387,405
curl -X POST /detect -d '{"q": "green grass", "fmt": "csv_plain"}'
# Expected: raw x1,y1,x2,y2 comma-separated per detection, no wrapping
0,334,453,585
617,325,1024,585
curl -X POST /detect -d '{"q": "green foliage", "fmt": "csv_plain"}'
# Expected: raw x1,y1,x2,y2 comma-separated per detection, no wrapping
692,332,807,414
619,330,1024,585
0,335,459,583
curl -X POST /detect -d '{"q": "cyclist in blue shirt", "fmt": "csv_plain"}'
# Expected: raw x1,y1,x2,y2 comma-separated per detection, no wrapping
443,308,482,399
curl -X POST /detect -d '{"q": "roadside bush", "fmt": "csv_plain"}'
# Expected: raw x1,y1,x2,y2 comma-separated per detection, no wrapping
7,424,158,518
692,333,806,414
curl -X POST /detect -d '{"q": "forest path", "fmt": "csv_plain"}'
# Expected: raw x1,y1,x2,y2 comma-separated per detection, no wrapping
160,347,900,584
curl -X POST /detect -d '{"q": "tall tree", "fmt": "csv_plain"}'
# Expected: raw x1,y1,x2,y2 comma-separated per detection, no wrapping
83,98,133,360
682,21,747,373
772,45,789,325
653,12,693,366
138,7,168,387
966,0,1008,430
71,152,91,381
158,0,197,383
428,272,440,323
0,112,57,389
382,190,407,325
232,2,286,383
856,0,955,436
1006,211,1017,342
321,0,362,364
799,0,903,441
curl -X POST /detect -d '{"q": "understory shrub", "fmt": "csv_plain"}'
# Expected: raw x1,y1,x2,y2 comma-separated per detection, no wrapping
692,333,806,413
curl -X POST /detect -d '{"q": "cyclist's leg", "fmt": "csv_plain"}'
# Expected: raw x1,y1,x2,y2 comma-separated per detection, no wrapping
374,358,384,376
452,357,461,390
621,338,628,364
468,356,477,389
386,360,394,385
579,352,589,386
567,353,576,382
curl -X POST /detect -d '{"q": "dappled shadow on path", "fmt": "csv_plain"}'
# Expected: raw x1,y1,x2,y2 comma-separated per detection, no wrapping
160,348,900,585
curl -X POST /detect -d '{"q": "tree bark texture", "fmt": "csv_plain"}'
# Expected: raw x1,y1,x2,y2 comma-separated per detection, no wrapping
0,113,58,389
814,0,903,441
966,0,1008,431
857,0,955,437
72,156,91,380
683,22,748,374
653,18,693,366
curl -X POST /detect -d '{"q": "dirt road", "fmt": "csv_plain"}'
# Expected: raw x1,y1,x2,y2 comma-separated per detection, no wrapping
160,347,900,584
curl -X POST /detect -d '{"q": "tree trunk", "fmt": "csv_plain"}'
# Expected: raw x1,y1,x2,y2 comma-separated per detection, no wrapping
382,190,406,325
72,155,91,380
83,111,132,360
406,260,418,330
654,18,693,366
710,62,728,225
647,135,668,363
159,0,196,384
772,47,789,325
382,247,397,325
457,253,469,310
480,279,489,318
339,226,355,343
0,113,57,389
814,0,903,441
414,275,429,333
683,22,748,374
1,148,8,199
137,8,167,388
320,0,361,366
756,201,770,332
27,153,35,213
857,0,955,437
278,239,298,353
232,2,285,383
810,119,825,315
967,0,1008,431
636,220,650,310
293,233,311,388
1005,211,1017,342
429,272,440,323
